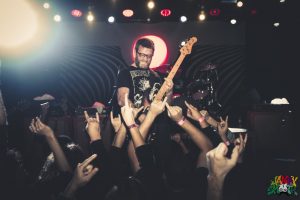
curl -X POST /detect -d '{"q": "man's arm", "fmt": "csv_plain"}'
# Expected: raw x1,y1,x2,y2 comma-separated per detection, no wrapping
29,118,72,172
117,87,131,107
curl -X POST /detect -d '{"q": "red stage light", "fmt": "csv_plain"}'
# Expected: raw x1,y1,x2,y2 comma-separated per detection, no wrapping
123,9,134,17
160,9,171,17
209,8,220,16
71,9,82,17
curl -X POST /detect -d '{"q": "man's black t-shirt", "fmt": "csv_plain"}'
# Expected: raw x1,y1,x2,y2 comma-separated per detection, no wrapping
117,66,161,108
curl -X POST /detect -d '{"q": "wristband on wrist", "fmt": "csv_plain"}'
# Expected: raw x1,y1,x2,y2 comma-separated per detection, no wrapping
177,116,186,126
127,123,139,129
198,116,205,123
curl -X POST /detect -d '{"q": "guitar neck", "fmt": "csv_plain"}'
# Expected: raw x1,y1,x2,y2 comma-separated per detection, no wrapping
154,53,186,101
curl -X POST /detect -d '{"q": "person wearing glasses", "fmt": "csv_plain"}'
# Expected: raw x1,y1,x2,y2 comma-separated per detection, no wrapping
116,38,173,109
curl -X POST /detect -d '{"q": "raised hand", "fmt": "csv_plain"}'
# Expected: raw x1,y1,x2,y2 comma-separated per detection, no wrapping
110,111,122,133
165,103,183,122
206,137,247,179
72,154,99,188
185,101,202,121
200,110,209,119
234,133,248,163
149,97,167,116
120,93,135,126
84,111,101,141
217,116,229,144
29,117,53,137
164,78,174,94
64,154,99,197
132,106,144,119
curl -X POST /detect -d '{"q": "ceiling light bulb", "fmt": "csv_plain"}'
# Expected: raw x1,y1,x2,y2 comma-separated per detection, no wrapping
148,1,155,9
231,19,237,24
237,1,243,7
54,14,61,22
108,16,115,23
180,16,187,22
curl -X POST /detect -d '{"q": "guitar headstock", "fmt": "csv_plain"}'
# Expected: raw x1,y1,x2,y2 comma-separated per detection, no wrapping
180,37,197,55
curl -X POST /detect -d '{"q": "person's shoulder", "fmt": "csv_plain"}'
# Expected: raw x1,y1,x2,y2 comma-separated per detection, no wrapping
149,69,161,79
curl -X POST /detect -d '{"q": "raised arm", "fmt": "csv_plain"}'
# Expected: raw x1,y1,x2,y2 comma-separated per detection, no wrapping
185,101,209,129
29,117,72,172
121,93,144,148
166,103,213,168
110,111,127,148
63,154,99,198
206,135,247,200
139,97,167,139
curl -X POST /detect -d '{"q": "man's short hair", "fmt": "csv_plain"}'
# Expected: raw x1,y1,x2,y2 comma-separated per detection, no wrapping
135,38,155,52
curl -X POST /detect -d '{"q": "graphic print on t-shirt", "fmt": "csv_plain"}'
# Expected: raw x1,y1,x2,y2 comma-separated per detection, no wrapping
129,69,161,107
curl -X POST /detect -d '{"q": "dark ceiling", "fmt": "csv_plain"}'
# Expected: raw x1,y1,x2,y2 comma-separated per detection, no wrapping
45,0,298,23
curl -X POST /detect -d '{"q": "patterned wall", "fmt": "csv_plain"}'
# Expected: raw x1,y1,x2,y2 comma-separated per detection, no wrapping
57,46,127,107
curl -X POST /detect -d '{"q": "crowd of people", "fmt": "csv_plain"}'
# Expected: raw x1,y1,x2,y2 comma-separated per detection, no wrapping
0,38,253,200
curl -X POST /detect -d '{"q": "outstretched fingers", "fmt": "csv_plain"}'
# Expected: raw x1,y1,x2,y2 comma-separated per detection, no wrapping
80,154,97,169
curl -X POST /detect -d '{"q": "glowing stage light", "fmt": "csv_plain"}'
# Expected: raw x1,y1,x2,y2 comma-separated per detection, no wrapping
209,8,220,16
180,16,187,22
148,1,155,10
71,9,82,17
199,11,206,21
123,9,134,17
43,2,50,9
108,16,115,23
132,35,168,68
160,9,171,17
274,22,280,27
54,14,61,22
230,19,237,24
87,12,94,22
0,0,38,48
237,1,243,7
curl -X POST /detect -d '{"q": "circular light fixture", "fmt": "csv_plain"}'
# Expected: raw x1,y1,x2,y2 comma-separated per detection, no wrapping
148,1,155,9
160,9,171,17
43,2,50,9
87,12,94,22
237,1,243,7
108,16,115,23
122,9,134,17
199,11,206,21
209,8,220,16
54,14,61,22
230,19,237,24
71,9,82,17
180,16,187,22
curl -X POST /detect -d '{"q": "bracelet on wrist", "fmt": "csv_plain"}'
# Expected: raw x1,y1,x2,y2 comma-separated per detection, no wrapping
177,116,186,126
127,123,139,129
